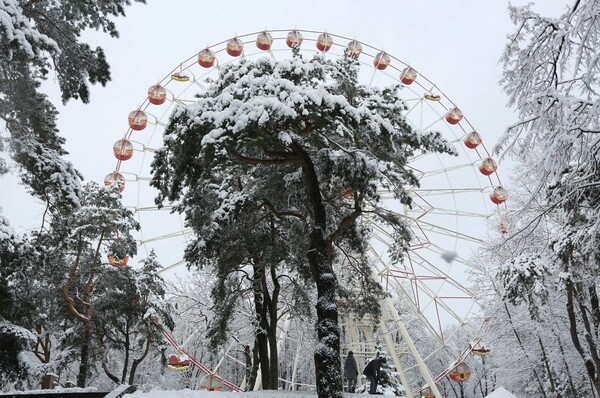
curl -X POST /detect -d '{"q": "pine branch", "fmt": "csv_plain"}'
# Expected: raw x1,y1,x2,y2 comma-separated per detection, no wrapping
260,198,305,221
228,147,303,166
328,195,363,246
63,241,89,324
128,336,152,385
101,362,120,384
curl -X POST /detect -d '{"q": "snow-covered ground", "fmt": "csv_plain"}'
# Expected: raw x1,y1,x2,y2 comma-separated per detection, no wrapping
4,389,331,397
483,386,518,398
127,388,519,398
128,391,343,398
4,387,520,397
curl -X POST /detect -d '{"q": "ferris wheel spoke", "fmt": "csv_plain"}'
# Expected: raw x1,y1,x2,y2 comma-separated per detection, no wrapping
118,172,152,183
413,163,481,178
369,238,479,307
403,95,447,127
370,218,482,250
138,228,194,245
369,248,445,342
411,187,487,196
379,284,444,345
391,275,475,342
402,207,489,219
157,259,187,274
410,219,484,244
403,97,426,103
406,253,477,300
372,197,488,219
135,205,177,212
369,237,477,312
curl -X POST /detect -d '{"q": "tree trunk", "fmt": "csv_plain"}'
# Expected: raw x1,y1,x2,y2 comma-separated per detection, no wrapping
566,272,600,395
265,262,280,390
252,262,271,388
307,227,343,398
34,324,51,363
538,336,558,396
248,340,260,391
298,146,343,398
129,336,151,385
77,323,91,387
102,362,120,385
267,320,279,389
555,331,578,396
63,236,103,389
100,334,120,384
121,319,130,383
244,345,253,391
502,301,548,398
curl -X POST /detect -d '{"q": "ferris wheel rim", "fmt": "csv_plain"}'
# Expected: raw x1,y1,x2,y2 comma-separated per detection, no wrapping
108,28,505,394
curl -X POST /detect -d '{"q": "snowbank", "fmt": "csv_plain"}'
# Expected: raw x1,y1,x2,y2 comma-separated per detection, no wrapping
485,386,519,398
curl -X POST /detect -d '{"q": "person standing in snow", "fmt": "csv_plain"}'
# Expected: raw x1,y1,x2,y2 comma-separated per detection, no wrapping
343,351,359,393
363,356,386,394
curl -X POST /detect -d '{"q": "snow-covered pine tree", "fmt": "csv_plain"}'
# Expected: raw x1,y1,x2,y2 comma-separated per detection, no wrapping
94,251,173,386
0,215,35,389
493,0,600,395
0,0,145,215
151,53,455,397
55,182,138,387
0,183,140,389
1,1,145,387
2,233,78,387
1,212,88,389
198,190,313,390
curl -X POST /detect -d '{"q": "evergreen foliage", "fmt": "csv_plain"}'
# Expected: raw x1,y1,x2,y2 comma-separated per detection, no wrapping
0,0,146,389
0,0,145,212
0,183,174,390
357,349,404,396
95,251,174,385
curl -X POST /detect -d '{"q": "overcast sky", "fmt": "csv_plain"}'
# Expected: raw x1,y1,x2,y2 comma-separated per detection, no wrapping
2,0,569,234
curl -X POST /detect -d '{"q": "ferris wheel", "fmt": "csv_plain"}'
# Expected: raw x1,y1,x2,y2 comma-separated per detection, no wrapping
104,29,507,397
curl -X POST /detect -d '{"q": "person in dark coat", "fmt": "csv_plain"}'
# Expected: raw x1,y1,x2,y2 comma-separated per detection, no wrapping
363,356,386,394
343,351,359,393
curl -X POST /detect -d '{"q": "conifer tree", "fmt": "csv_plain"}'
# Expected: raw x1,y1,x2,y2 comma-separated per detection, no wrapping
151,53,454,397
58,182,138,387
95,251,173,386
1,1,145,388
0,216,32,389
1,0,145,213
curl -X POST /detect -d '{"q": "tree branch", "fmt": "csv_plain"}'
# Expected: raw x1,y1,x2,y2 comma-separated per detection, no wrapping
228,147,303,166
260,198,306,221
327,195,363,246
63,240,89,324
128,335,152,385
101,362,120,384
